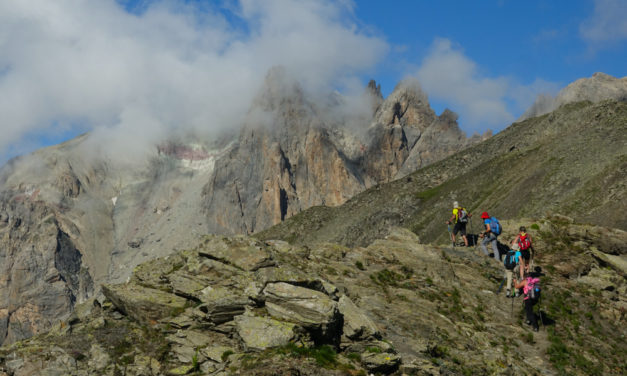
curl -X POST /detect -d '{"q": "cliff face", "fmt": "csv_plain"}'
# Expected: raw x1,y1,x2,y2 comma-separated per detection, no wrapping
0,70,476,345
201,71,475,235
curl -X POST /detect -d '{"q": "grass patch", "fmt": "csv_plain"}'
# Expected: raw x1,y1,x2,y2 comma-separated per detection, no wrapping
275,343,338,368
523,332,535,344
370,269,404,287
416,186,441,200
221,350,234,362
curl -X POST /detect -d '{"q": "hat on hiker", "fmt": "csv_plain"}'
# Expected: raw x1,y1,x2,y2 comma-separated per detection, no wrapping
481,211,490,219
453,201,459,208
512,243,520,250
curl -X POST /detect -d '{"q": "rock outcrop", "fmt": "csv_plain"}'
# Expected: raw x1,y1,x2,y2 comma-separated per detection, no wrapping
521,72,627,120
1,219,625,375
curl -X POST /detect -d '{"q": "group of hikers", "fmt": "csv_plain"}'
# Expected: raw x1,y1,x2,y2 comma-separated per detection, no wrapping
446,201,542,332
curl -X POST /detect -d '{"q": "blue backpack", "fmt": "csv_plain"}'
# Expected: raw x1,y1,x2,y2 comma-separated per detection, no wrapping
490,217,502,235
503,250,518,270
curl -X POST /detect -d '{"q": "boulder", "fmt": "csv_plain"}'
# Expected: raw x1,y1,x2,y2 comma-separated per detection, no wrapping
198,286,250,324
361,351,401,373
101,283,188,324
197,236,275,271
337,295,379,340
234,315,297,350
202,345,234,363
263,282,340,337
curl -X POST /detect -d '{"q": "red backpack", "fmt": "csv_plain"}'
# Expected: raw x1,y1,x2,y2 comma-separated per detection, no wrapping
518,233,531,250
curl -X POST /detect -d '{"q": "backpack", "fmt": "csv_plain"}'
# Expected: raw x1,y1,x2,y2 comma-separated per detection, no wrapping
518,233,531,250
489,217,502,235
525,277,541,301
457,208,468,223
503,250,518,270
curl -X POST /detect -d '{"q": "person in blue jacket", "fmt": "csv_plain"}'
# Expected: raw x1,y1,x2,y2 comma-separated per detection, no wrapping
480,211,500,260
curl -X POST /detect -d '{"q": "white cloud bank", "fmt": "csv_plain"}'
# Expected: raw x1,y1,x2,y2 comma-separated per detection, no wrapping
580,0,627,44
0,0,387,162
413,39,558,133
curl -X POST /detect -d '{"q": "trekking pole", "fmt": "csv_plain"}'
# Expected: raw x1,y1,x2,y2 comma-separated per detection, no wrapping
497,276,506,294
447,224,454,247
471,217,478,249
510,293,514,319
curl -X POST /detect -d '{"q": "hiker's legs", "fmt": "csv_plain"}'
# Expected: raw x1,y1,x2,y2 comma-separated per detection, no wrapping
491,236,500,260
505,269,513,296
525,299,538,330
453,222,464,246
481,233,499,259
529,249,535,272
460,223,468,246
480,233,495,257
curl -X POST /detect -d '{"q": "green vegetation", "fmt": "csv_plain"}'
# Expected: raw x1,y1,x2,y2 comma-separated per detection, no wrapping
347,352,361,361
355,260,365,270
221,350,234,362
191,350,200,372
523,332,534,344
274,343,338,368
365,346,382,354
369,267,414,291
416,186,441,200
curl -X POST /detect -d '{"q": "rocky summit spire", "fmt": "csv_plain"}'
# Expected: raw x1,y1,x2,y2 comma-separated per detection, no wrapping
367,79,383,100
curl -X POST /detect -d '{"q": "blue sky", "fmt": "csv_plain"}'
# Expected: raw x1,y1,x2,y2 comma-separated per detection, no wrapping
353,1,626,113
0,0,625,164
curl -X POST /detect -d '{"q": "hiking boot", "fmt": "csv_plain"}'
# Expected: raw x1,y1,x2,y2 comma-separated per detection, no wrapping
525,320,531,325
533,326,539,332
505,290,511,298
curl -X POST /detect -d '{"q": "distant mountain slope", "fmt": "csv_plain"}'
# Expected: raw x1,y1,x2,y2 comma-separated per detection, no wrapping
257,99,627,247
521,72,627,120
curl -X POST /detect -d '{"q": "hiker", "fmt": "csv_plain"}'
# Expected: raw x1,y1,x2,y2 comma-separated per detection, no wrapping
514,226,534,275
446,201,471,247
503,243,522,298
514,273,541,332
480,211,501,260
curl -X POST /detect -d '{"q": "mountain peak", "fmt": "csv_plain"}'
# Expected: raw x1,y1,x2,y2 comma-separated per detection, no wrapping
253,66,305,111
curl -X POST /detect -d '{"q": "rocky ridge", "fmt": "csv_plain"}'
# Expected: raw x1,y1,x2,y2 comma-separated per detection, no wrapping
0,216,625,375
521,72,627,120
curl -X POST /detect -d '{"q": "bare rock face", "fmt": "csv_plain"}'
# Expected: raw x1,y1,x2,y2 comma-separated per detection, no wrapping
0,167,96,345
521,72,627,120
201,73,478,237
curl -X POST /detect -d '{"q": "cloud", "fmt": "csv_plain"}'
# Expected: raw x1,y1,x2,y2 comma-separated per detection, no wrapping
580,0,627,44
413,39,559,133
0,0,387,163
